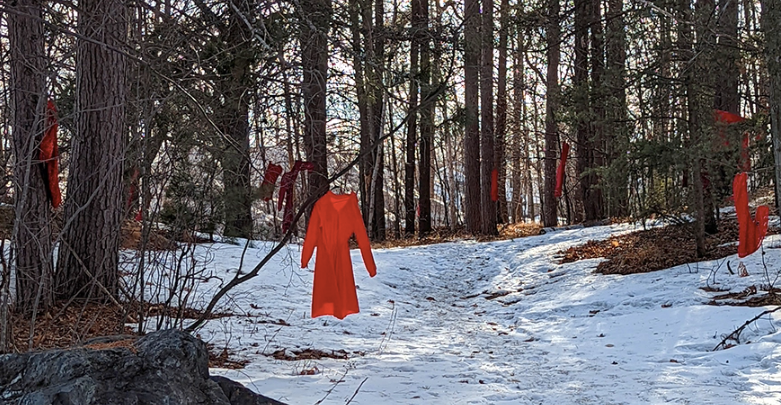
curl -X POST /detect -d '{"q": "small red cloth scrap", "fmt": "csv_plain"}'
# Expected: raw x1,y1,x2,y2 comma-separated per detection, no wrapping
259,163,283,201
715,109,751,171
279,160,315,232
732,172,769,258
40,99,61,208
554,142,570,198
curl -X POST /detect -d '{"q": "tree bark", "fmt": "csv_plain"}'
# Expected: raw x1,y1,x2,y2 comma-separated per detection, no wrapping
764,0,781,211
495,0,510,224
57,0,127,300
300,0,331,221
480,0,497,235
574,0,591,222
511,33,524,223
464,0,482,233
405,0,421,236
604,0,627,218
219,2,254,238
369,0,386,241
543,0,560,227
9,0,54,312
351,0,371,225
418,0,433,237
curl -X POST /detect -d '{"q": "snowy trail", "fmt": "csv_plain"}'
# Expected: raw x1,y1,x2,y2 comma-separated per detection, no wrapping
188,223,781,404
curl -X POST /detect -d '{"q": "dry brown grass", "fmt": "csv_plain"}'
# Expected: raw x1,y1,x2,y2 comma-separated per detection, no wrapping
559,218,773,275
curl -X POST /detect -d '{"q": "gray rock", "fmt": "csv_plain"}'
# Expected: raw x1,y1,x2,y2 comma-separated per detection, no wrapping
210,376,286,405
0,329,287,405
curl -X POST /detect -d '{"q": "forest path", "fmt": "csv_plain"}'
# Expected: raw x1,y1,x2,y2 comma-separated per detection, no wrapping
203,223,781,404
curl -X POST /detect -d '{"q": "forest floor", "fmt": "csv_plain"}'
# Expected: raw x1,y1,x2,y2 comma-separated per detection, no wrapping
8,210,781,403
165,214,781,404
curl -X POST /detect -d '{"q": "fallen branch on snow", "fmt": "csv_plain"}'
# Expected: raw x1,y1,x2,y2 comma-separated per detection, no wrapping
713,306,781,351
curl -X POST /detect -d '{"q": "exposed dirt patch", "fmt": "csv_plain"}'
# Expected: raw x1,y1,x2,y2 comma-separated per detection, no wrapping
267,348,350,361
207,344,250,369
137,302,233,321
120,220,177,251
8,301,136,352
364,223,544,250
558,219,775,275
706,285,781,307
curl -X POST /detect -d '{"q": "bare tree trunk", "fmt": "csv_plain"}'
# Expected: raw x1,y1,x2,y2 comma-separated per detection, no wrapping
57,0,126,301
715,0,740,115
370,0,386,241
511,34,524,223
574,0,591,222
351,0,371,223
590,0,607,218
764,0,781,210
543,0,560,227
406,0,421,236
300,0,331,221
464,0,482,233
495,0,510,224
220,21,253,239
707,0,741,226
9,0,54,313
681,0,716,256
479,0,497,235
419,0,434,237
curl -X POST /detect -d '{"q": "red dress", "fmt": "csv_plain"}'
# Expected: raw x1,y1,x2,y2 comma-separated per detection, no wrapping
301,191,377,319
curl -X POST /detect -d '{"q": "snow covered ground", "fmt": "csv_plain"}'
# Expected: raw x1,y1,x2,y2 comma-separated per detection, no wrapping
166,222,781,404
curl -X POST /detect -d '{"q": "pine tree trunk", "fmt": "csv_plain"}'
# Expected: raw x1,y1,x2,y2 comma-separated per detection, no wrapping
708,0,740,226
715,0,740,114
351,0,371,224
219,1,256,238
405,0,421,236
9,0,54,312
764,0,781,210
300,0,331,221
419,0,434,237
495,0,510,224
574,0,591,222
604,0,627,218
543,0,560,227
57,0,126,300
511,34,524,223
480,0,497,235
464,0,482,233
369,0,386,241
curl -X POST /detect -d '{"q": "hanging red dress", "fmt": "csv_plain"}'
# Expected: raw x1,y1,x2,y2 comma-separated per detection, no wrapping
733,172,769,258
554,142,570,198
40,99,61,208
301,191,377,319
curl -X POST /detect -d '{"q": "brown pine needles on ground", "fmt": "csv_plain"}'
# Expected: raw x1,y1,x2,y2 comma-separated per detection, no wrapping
559,219,774,275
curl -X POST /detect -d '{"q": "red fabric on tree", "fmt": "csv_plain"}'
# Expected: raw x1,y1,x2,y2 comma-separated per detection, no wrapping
714,109,750,171
302,191,376,319
554,142,570,198
491,169,498,202
261,163,283,201
733,172,769,258
40,100,61,208
278,160,315,232
715,109,745,124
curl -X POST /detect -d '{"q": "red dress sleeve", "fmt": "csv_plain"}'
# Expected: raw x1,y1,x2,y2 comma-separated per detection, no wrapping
350,194,376,277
